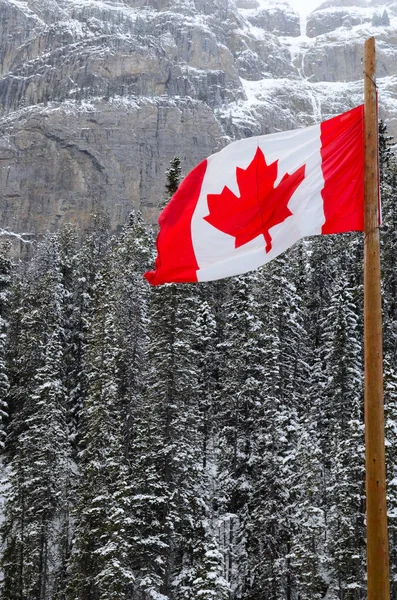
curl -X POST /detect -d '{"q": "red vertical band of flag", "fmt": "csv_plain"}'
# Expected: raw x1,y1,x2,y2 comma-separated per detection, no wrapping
321,104,365,233
144,160,207,285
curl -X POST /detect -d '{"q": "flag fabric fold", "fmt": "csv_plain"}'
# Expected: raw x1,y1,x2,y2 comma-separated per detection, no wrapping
145,105,365,286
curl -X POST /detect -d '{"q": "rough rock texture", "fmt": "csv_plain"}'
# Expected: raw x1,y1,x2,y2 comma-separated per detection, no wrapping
300,37,397,82
0,97,225,232
306,7,371,37
243,3,300,36
1,0,397,246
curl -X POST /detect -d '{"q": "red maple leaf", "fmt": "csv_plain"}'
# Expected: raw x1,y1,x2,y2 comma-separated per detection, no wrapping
204,147,306,253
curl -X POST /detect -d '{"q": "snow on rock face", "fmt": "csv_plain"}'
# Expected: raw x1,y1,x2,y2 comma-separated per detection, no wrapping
306,6,372,36
237,0,301,36
0,0,397,237
305,1,396,36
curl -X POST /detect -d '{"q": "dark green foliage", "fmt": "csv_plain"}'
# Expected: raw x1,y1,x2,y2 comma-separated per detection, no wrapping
1,234,71,600
113,211,153,458
0,241,12,448
65,256,135,600
165,157,182,198
379,122,397,600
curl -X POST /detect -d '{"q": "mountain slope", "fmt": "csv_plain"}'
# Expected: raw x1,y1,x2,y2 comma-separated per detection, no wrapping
0,0,396,241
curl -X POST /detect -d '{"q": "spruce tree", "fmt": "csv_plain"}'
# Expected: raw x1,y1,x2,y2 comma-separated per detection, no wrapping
283,242,328,600
113,211,153,459
246,249,309,600
64,214,111,450
1,234,70,600
0,240,12,449
214,271,266,598
132,278,228,600
129,160,227,600
165,157,182,198
65,254,134,600
379,122,397,599
306,231,365,599
322,265,365,598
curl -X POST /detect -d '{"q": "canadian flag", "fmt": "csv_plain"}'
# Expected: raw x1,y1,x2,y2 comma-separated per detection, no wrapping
145,105,364,285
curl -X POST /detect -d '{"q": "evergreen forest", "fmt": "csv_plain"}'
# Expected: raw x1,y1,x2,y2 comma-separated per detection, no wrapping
0,125,397,600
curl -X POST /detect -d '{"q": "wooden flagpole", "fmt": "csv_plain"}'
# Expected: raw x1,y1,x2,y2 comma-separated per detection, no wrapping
364,35,390,600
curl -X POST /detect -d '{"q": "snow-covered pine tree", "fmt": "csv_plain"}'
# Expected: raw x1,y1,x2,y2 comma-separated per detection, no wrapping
384,356,397,600
132,278,228,600
193,292,218,473
57,224,82,450
53,224,86,597
165,157,182,198
63,214,111,450
288,418,327,600
378,121,397,599
308,232,365,599
65,252,135,600
113,211,153,459
1,233,71,600
128,160,227,600
0,240,12,449
246,247,310,600
213,270,266,599
280,241,328,600
325,269,365,598
171,286,229,600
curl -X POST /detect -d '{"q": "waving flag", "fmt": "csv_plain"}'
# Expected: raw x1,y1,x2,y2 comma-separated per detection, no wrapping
145,105,364,285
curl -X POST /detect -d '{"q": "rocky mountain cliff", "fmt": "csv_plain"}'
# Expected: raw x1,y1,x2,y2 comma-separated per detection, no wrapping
1,0,396,247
